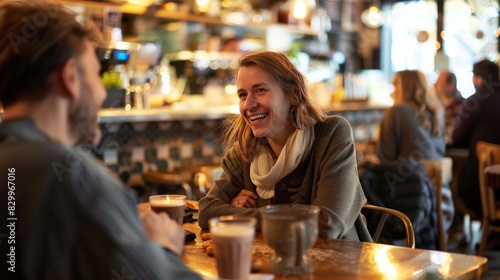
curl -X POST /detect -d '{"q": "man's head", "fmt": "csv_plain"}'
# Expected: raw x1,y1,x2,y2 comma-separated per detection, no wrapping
0,0,105,144
472,59,500,90
434,71,461,107
434,71,457,97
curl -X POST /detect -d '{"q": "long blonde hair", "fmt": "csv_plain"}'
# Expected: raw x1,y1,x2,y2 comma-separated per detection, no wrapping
222,50,326,162
392,70,443,136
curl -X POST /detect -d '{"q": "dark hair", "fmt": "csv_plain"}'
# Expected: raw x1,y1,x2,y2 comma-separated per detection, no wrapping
0,0,99,107
473,59,500,82
445,72,457,85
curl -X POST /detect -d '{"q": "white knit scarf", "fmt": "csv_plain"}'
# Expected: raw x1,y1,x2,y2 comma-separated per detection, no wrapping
250,128,314,199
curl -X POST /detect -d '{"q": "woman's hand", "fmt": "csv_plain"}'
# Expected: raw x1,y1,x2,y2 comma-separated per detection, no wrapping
231,189,259,208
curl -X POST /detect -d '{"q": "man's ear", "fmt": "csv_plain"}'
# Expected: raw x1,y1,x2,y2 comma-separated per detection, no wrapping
58,58,79,99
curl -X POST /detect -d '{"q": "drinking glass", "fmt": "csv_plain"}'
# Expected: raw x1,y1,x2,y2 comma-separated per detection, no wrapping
209,216,256,280
260,204,320,276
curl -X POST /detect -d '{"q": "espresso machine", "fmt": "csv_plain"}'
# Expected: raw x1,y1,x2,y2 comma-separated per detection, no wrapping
96,41,140,108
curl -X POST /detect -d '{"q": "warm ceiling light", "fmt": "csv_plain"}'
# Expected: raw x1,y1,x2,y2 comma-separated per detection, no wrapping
361,4,386,28
435,41,441,50
126,0,154,6
196,0,209,13
440,30,446,39
292,0,308,21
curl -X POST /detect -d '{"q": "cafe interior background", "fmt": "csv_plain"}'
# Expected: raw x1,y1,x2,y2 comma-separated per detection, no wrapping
29,0,500,196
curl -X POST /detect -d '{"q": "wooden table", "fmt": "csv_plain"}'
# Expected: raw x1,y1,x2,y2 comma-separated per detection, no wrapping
138,203,487,279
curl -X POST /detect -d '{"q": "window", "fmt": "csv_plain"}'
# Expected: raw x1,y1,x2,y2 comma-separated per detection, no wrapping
390,0,498,98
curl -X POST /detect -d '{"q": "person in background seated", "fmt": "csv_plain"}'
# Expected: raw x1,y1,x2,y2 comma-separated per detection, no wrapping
452,59,500,218
379,70,446,163
0,1,201,279
434,71,465,145
198,50,372,241
374,70,453,249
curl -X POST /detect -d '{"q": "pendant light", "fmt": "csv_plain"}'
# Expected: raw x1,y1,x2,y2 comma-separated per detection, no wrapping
361,0,386,28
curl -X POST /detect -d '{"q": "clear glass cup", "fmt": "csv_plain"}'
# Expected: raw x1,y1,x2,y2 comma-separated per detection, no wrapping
209,216,256,280
260,204,320,276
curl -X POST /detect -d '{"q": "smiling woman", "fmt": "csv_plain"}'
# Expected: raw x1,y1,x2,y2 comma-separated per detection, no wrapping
197,50,373,242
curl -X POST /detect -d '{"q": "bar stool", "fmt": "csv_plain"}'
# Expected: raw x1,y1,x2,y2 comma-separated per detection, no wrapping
420,157,453,251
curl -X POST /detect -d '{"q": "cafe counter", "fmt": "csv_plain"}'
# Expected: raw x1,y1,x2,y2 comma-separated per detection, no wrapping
93,102,387,191
98,104,240,123
97,102,388,124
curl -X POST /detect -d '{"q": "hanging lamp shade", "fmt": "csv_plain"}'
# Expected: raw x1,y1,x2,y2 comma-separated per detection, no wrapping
361,5,386,28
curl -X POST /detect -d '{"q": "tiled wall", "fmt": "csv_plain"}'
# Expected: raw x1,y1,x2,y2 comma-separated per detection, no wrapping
95,108,386,187
96,119,226,186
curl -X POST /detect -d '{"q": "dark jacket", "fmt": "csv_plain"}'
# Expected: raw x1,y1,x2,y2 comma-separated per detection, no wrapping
452,85,500,217
359,161,438,250
0,119,201,280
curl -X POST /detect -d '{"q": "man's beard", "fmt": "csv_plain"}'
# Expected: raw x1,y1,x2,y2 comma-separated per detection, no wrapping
69,85,102,146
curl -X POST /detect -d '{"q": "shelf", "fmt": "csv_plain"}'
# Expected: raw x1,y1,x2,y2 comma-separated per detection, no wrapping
122,4,319,35
121,4,224,25
59,0,124,9
60,0,319,36
164,50,241,62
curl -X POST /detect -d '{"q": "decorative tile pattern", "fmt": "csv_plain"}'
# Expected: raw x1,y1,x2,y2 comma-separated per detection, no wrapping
96,118,226,186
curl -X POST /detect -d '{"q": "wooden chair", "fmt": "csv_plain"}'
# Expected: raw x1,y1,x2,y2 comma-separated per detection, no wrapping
362,204,416,248
142,170,194,200
420,157,453,251
476,141,500,255
192,166,223,199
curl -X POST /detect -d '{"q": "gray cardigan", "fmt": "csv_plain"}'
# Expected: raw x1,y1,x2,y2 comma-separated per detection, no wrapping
198,115,372,241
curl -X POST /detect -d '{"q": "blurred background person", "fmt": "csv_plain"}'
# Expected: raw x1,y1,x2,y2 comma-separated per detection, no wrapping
198,50,372,241
379,70,446,162
372,69,452,249
434,70,465,145
452,59,500,219
0,1,200,279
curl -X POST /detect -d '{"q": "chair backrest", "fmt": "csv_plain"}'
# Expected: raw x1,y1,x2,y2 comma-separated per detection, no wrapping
476,141,500,223
192,166,223,199
362,204,416,248
420,157,453,251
